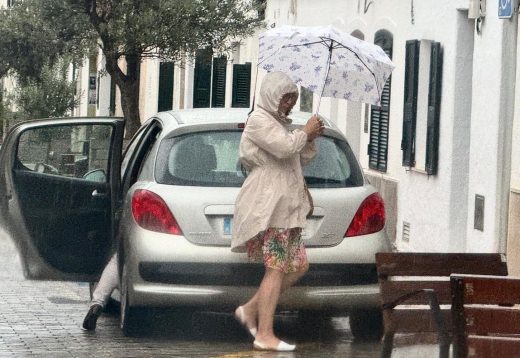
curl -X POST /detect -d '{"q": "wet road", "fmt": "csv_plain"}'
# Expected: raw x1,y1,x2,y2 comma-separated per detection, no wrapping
0,230,436,357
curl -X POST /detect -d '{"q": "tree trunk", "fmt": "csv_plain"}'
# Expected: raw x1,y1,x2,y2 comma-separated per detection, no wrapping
118,77,141,139
104,53,141,138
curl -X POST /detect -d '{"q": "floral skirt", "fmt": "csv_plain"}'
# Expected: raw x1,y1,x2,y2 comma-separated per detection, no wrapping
246,227,308,274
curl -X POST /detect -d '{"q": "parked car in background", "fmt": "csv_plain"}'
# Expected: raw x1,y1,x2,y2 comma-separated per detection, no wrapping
0,109,390,338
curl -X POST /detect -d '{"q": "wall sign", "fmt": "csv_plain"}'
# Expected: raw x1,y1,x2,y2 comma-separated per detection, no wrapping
498,0,513,19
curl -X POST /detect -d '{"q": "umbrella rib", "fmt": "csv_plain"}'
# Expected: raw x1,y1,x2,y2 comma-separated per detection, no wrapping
333,44,382,105
282,40,328,48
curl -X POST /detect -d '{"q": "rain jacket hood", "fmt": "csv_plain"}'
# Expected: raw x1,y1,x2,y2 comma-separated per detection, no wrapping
257,71,298,124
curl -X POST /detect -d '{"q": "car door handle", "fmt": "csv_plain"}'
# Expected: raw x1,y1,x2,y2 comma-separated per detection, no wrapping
92,189,108,198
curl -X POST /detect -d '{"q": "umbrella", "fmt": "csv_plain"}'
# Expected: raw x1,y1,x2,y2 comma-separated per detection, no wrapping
258,25,395,112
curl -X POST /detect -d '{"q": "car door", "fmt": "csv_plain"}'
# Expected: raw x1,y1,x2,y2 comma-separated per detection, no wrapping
0,118,124,281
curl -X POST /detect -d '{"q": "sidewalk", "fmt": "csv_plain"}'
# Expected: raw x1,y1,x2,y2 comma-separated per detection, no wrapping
0,228,440,357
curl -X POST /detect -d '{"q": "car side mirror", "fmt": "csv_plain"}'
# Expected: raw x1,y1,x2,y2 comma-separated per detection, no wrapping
82,169,107,182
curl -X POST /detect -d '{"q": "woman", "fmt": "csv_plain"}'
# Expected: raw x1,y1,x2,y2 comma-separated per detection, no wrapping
231,71,324,351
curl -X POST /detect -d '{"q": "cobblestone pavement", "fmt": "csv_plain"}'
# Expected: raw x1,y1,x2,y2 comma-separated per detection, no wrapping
0,229,437,357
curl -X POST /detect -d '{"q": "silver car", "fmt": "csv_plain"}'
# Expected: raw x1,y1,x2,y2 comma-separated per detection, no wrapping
0,108,390,339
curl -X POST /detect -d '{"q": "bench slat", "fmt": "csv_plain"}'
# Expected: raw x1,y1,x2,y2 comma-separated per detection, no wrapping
452,274,520,304
387,308,452,333
467,335,520,358
379,280,452,305
376,253,507,277
465,306,520,335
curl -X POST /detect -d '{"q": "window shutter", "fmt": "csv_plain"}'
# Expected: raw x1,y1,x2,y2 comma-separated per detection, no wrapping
193,49,212,108
369,30,393,172
157,62,174,112
401,40,420,167
211,56,227,108
109,76,116,116
232,63,252,108
425,42,442,175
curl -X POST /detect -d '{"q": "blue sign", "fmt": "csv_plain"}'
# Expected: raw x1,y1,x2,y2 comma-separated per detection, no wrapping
499,0,513,18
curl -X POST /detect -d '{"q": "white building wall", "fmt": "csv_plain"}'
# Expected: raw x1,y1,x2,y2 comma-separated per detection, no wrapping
97,57,112,117
77,59,90,117
465,1,516,253
139,58,160,120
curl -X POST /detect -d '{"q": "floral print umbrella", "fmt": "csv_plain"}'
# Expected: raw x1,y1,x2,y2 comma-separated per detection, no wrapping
258,25,395,110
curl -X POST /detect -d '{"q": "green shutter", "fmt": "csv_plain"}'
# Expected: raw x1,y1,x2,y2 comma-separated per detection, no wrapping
425,42,443,175
369,30,393,172
193,48,212,108
232,63,251,108
158,62,174,112
401,40,420,167
109,76,116,116
211,56,227,108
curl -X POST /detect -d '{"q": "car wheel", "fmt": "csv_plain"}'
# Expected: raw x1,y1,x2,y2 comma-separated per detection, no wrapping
349,308,383,341
120,264,145,336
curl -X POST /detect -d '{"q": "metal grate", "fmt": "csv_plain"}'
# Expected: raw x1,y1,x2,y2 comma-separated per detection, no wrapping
402,221,410,242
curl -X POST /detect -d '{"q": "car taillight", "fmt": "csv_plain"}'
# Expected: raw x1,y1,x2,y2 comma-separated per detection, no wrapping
131,189,182,235
345,192,385,237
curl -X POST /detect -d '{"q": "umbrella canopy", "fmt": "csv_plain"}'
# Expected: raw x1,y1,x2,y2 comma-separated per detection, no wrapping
258,25,395,110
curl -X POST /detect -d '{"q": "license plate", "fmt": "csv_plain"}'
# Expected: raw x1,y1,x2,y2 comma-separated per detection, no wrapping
223,217,232,235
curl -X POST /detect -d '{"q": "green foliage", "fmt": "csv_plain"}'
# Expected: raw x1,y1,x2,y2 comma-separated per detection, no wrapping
0,0,95,83
14,63,80,120
0,0,265,135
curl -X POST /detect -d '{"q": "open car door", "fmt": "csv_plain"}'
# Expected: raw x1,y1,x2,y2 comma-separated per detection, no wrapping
0,118,124,281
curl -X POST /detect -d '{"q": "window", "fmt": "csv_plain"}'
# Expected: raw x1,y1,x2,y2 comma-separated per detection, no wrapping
232,63,252,108
158,62,174,112
401,40,443,174
193,49,212,108
211,56,227,108
16,124,112,181
155,131,363,189
256,0,266,20
193,49,227,108
368,30,393,172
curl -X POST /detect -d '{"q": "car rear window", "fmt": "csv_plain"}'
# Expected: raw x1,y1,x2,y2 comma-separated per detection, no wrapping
155,131,363,188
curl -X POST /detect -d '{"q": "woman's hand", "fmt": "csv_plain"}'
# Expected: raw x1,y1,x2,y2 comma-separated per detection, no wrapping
303,115,325,141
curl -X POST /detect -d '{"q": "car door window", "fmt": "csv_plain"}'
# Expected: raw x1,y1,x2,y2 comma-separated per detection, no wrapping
16,124,112,181
121,121,162,193
121,125,148,179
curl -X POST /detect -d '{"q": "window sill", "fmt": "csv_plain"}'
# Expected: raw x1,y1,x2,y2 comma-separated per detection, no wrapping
405,167,429,175
362,168,398,183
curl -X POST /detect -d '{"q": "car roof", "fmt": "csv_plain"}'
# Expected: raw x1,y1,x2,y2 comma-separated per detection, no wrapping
155,108,326,128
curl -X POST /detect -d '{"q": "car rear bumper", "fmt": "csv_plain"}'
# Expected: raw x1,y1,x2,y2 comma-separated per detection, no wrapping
130,282,381,311
123,227,389,311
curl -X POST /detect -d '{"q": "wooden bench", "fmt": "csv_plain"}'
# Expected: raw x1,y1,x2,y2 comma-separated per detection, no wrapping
376,252,508,358
451,274,520,358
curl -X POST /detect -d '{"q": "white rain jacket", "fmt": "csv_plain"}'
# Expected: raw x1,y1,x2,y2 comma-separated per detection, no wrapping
231,71,317,253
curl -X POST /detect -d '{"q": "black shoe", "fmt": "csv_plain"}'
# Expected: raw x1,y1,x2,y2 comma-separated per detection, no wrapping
82,304,103,331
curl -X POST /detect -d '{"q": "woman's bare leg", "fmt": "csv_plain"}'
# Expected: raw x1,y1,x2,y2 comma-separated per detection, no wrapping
240,267,308,331
253,268,285,346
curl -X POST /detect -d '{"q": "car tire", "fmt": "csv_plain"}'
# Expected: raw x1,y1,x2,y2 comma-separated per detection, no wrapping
349,308,383,341
120,264,145,336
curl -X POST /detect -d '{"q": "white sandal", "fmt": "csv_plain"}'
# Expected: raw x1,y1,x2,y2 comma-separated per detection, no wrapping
253,339,296,352
234,306,257,338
